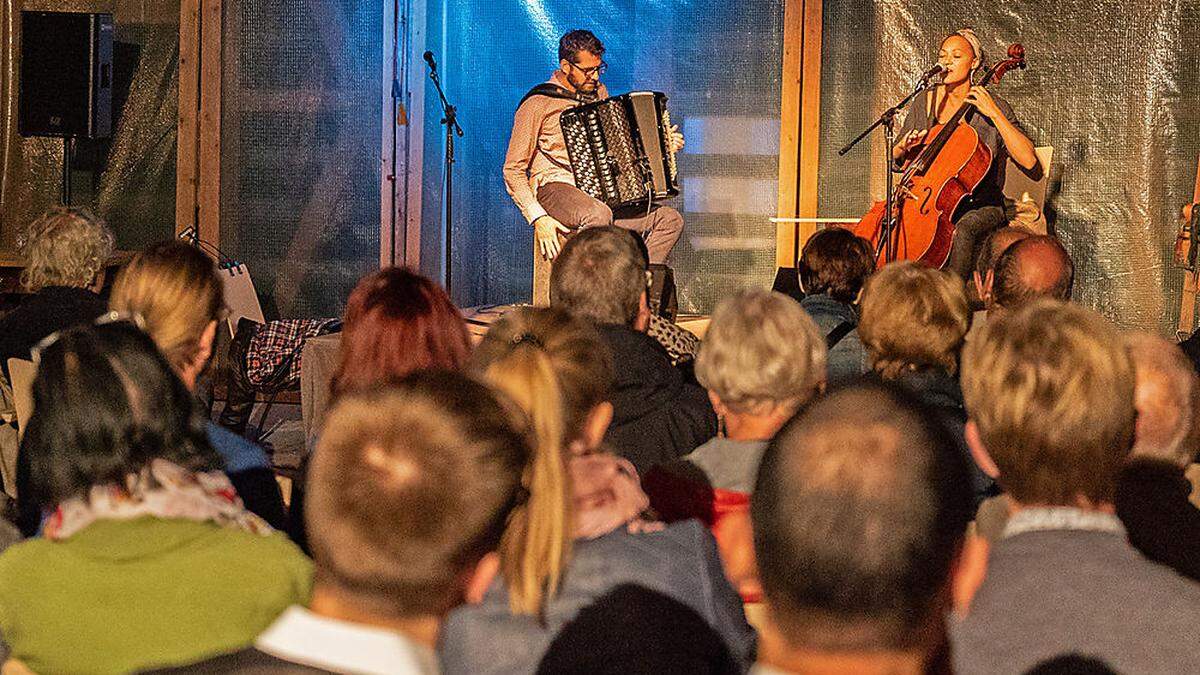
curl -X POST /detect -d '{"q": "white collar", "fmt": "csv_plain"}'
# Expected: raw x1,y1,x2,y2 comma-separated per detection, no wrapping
255,606,439,675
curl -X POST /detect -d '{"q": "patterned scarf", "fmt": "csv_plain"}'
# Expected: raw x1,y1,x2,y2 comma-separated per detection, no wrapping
43,458,273,540
570,449,663,539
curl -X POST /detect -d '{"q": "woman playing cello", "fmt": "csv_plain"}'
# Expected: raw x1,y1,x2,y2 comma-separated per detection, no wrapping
891,29,1038,278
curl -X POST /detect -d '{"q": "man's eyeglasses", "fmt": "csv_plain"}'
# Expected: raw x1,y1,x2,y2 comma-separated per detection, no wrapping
567,60,607,77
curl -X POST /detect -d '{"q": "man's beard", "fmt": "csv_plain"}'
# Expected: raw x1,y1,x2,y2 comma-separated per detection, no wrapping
576,82,600,102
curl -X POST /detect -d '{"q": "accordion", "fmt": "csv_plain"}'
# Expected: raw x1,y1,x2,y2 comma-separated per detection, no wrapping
559,91,680,210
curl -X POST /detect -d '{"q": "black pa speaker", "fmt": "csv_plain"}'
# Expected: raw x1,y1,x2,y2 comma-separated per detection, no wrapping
648,263,677,321
19,11,113,138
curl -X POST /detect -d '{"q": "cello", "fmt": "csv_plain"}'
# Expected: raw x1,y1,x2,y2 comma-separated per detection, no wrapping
853,44,1028,268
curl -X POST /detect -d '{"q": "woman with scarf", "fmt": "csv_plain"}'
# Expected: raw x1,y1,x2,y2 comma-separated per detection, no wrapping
0,322,310,673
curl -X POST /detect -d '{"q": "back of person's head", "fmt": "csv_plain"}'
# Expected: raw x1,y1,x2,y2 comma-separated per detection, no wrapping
308,371,530,619
990,235,1074,310
961,300,1134,506
23,321,219,507
550,226,646,327
20,206,114,292
471,306,614,615
797,229,875,304
858,261,970,379
974,226,1034,281
1124,332,1198,466
752,380,973,653
331,267,470,397
696,290,826,415
109,241,224,373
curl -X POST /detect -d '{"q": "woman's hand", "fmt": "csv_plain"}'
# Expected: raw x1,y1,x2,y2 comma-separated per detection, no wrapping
893,128,927,161
964,86,1004,121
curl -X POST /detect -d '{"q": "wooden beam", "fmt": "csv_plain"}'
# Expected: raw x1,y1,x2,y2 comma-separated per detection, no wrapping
174,0,200,235
403,0,427,269
380,0,398,267
196,0,222,245
776,0,823,269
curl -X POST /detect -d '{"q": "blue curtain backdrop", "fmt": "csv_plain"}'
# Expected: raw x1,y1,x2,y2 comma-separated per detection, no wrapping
424,0,787,310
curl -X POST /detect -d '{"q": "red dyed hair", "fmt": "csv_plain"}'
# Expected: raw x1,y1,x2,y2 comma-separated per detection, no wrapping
331,268,471,397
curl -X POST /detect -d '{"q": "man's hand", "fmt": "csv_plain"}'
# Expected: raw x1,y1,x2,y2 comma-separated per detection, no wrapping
668,124,685,153
535,215,571,260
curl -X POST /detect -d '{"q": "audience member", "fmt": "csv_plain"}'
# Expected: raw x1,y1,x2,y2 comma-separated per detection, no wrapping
858,261,994,505
797,228,873,383
645,289,826,598
988,234,1073,312
537,584,740,674
0,322,310,673
0,207,112,378
550,226,716,473
108,241,287,530
954,300,1200,674
1114,332,1200,582
329,267,471,398
971,225,1033,309
290,267,471,551
162,372,530,673
441,306,755,674
750,381,974,674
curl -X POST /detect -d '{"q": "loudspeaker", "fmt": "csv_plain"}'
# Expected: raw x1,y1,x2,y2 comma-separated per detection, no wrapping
648,263,677,321
19,11,113,138
771,266,805,303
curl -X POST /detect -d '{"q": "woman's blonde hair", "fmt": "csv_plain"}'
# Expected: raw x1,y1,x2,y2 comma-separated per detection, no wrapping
20,207,114,292
859,261,970,380
109,241,223,372
470,306,612,617
696,290,826,415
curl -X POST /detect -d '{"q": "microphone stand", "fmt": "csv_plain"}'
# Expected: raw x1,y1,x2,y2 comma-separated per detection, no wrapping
425,55,463,296
839,74,940,263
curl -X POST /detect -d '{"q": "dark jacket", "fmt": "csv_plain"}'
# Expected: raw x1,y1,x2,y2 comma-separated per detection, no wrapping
440,519,756,675
146,648,334,674
0,286,106,378
800,293,867,384
597,324,717,475
892,368,998,507
1115,458,1200,583
206,423,288,531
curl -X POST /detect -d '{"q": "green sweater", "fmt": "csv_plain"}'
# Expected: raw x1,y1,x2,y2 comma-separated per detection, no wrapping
0,516,312,673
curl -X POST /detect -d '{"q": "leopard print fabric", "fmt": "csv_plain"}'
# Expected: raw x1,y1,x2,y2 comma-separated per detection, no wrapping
647,313,700,365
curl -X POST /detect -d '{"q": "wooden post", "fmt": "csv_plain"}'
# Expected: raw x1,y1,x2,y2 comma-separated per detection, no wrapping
175,0,200,236
403,0,427,269
1178,156,1200,337
381,0,399,267
776,0,823,269
175,0,221,245
196,0,222,245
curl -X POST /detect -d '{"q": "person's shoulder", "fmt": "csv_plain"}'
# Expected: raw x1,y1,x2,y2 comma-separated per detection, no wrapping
145,646,336,674
206,422,272,473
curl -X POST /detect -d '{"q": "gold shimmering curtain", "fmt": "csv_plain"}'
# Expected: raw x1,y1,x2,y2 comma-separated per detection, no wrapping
0,0,178,254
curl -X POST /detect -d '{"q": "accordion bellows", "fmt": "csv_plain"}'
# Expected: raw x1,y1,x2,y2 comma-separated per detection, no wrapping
560,91,680,211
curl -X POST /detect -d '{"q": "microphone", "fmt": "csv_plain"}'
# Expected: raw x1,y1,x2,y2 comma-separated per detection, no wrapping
423,50,437,72
919,64,946,81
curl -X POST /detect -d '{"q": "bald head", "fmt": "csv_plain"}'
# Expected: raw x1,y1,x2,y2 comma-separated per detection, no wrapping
990,235,1074,311
1124,332,1198,466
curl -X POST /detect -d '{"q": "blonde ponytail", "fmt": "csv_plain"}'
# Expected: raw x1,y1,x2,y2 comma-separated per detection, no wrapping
485,346,574,616
471,307,613,618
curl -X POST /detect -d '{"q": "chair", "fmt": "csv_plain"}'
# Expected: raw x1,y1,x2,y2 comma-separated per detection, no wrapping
1003,146,1054,234
532,237,553,307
